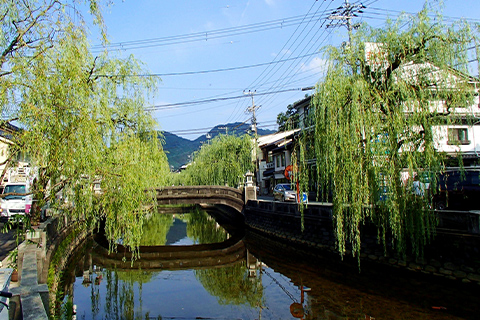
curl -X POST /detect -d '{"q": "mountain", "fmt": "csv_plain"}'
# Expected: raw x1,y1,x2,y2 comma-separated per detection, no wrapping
162,122,276,170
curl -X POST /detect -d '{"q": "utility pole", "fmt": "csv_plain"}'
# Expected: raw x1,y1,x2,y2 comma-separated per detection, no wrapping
244,90,261,184
244,90,259,138
327,0,365,44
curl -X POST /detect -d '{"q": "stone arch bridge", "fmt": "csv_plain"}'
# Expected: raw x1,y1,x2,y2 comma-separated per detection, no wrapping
156,185,246,213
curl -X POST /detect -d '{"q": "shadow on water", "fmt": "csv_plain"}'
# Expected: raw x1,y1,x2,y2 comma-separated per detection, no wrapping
244,229,480,320
56,207,480,320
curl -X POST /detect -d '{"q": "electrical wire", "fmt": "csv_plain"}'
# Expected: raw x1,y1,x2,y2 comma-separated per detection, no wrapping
251,1,341,117
162,121,277,138
147,88,307,111
227,0,333,124
258,1,479,116
94,51,323,78
225,0,325,124
254,20,332,115
124,1,479,132
367,6,480,23
91,9,337,53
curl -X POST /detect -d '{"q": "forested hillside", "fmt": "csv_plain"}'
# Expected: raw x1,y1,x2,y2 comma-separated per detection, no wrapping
163,122,275,170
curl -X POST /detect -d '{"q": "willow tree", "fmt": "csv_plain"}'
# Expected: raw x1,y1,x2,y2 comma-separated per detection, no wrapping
178,134,255,187
310,7,479,260
1,0,170,255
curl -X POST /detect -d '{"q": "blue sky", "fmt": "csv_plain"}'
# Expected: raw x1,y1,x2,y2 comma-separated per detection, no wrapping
87,0,480,139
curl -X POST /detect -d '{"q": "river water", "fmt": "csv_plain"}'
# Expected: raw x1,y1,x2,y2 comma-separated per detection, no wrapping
58,207,480,319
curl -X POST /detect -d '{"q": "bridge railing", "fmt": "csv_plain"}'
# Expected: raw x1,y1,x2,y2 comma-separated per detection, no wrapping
156,185,245,212
156,185,242,199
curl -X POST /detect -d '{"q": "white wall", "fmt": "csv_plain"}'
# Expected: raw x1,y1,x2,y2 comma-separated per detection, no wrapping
433,124,480,155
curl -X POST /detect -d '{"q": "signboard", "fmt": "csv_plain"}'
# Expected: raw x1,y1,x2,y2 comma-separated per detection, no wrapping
302,192,308,203
296,192,308,204
284,165,293,180
365,42,388,71
12,176,26,182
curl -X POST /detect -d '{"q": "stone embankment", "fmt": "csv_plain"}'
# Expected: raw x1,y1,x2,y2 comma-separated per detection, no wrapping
3,216,90,319
244,200,480,284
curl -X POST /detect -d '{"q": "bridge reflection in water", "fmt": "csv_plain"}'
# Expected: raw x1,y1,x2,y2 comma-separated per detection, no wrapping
92,232,246,271
58,207,480,320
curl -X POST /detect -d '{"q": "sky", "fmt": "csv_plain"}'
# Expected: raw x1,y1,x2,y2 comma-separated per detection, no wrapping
85,0,480,140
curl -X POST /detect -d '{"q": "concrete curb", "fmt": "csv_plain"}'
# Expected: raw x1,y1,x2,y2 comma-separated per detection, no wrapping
10,238,49,319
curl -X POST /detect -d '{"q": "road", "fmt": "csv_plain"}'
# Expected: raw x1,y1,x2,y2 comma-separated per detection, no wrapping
257,194,333,206
0,222,18,265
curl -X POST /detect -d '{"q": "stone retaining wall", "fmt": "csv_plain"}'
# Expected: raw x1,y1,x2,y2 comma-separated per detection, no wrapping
244,200,480,284
9,216,91,319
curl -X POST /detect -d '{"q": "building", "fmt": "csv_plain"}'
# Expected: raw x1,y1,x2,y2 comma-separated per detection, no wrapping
256,129,300,195
0,123,30,188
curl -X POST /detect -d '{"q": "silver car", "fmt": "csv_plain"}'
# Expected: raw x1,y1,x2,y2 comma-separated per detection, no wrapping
273,183,296,202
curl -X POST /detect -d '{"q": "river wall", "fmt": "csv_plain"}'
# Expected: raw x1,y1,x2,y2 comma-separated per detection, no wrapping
244,200,480,284
9,216,91,319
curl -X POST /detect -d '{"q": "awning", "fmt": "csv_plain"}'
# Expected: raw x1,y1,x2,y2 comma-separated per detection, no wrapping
274,172,286,180
262,168,275,178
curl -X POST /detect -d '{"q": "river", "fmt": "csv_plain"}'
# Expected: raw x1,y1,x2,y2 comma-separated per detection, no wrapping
57,207,480,319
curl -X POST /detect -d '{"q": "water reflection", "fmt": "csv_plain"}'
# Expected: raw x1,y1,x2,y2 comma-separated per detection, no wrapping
58,207,480,320
139,207,229,246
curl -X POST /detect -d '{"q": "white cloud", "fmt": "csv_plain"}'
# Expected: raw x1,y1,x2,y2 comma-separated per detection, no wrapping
265,0,276,6
270,49,292,58
238,1,250,25
203,21,215,31
300,57,328,74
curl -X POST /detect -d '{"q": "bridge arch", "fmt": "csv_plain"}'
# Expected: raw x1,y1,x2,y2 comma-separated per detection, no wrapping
156,186,244,213
92,234,246,270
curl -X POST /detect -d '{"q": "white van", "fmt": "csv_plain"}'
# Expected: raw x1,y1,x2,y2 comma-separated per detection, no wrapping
0,182,32,218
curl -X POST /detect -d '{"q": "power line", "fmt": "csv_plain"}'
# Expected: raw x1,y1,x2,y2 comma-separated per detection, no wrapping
327,0,365,43
91,9,337,53
247,0,322,91
166,121,278,134
228,0,333,124
251,1,331,91
94,51,323,78
254,15,334,114
156,99,242,119
146,88,309,111
145,2,478,130
162,121,278,138
367,7,480,23
225,0,329,124
252,1,336,111
255,0,477,119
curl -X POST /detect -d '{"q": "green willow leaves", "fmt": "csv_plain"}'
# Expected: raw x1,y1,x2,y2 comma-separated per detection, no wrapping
177,134,255,188
1,1,170,257
307,8,479,260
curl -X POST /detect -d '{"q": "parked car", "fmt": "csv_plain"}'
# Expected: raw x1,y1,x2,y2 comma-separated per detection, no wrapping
0,182,32,219
433,169,480,210
273,183,297,202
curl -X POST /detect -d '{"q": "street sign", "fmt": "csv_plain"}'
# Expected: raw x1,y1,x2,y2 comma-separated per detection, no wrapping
302,192,308,203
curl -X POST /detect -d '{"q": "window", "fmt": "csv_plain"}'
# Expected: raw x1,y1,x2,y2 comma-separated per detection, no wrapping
448,128,469,145
275,153,286,168
4,184,26,194
3,184,26,200
470,173,480,186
